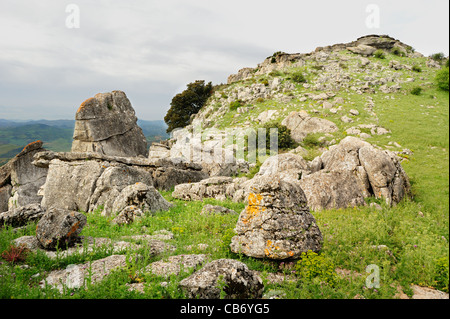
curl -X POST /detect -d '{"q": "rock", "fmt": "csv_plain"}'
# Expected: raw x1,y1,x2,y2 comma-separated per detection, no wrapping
298,170,367,211
88,165,154,214
230,176,323,260
350,109,360,116
411,285,449,299
111,206,144,225
0,185,12,213
257,110,278,123
40,159,105,212
147,254,208,278
111,183,172,215
179,259,264,299
347,44,377,56
341,115,354,123
200,205,238,216
281,111,338,143
148,143,170,159
256,153,310,181
36,208,87,250
0,204,45,228
323,101,333,109
41,255,127,293
0,141,48,211
172,176,243,202
72,91,148,157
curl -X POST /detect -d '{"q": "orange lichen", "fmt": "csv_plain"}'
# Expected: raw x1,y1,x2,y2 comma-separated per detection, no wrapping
242,193,265,224
77,97,95,113
22,140,43,152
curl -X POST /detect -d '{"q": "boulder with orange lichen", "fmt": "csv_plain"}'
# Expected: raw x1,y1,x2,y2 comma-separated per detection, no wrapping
230,175,322,260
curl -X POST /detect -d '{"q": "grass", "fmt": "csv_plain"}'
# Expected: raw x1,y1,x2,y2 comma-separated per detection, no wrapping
0,49,448,299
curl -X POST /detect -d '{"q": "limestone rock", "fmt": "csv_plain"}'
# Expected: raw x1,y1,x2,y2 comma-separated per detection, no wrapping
256,153,310,181
147,254,208,278
347,44,377,56
281,111,338,143
179,259,264,299
200,205,237,216
0,185,12,213
0,204,45,228
36,208,87,250
172,176,238,202
111,182,172,215
230,176,323,260
72,91,148,157
111,206,144,226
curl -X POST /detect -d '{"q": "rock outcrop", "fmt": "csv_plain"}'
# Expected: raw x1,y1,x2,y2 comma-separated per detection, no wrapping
179,259,264,299
0,141,48,212
230,176,323,260
281,111,339,143
72,91,148,158
0,204,45,228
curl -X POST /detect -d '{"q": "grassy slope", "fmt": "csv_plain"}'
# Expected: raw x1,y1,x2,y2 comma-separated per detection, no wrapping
0,52,448,299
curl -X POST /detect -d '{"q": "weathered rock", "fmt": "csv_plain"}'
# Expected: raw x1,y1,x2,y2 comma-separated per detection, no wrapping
179,259,264,299
36,208,87,250
298,170,367,211
172,176,236,201
0,141,48,211
347,44,377,56
0,204,45,228
147,254,208,278
88,165,154,214
72,91,148,157
40,159,105,212
111,206,144,226
110,182,172,215
230,176,323,260
41,255,128,292
200,205,237,216
256,153,310,181
148,143,170,160
281,111,338,143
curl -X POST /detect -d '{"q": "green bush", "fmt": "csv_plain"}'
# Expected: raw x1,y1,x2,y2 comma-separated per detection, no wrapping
412,65,422,73
391,47,406,57
295,251,339,287
260,121,297,151
430,52,445,63
290,71,307,83
411,87,423,96
434,257,449,293
302,134,323,148
435,67,449,91
229,100,242,111
374,49,386,59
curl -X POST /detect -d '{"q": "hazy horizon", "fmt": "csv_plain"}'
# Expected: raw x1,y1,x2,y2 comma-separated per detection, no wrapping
1,0,449,122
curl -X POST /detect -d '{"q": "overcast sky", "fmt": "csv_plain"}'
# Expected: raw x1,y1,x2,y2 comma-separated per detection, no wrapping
0,0,448,121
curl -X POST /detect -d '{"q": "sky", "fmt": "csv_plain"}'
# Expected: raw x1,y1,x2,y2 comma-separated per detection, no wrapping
0,0,448,121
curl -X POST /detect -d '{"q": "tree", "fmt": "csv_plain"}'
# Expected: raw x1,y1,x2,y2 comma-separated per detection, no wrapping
164,80,213,133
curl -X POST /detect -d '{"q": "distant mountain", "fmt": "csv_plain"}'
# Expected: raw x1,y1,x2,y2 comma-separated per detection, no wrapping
0,119,169,166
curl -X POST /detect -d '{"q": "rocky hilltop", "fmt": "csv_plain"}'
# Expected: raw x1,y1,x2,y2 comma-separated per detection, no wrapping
0,34,448,300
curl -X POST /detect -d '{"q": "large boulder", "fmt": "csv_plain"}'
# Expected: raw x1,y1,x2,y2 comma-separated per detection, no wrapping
179,259,264,299
256,153,310,180
281,111,338,143
347,44,377,56
110,182,173,215
36,208,87,250
71,91,148,157
230,176,323,260
0,141,48,211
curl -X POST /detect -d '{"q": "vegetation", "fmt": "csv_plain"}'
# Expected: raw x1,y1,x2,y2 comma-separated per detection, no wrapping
164,80,213,133
436,67,449,92
374,49,386,59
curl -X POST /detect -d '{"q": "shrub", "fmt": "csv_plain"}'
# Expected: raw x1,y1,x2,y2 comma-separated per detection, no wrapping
294,250,339,287
430,52,445,63
1,245,29,264
290,71,307,83
302,134,323,148
435,67,449,91
434,257,449,293
391,47,406,57
229,100,242,111
412,65,422,73
411,87,423,96
374,49,386,59
260,121,297,151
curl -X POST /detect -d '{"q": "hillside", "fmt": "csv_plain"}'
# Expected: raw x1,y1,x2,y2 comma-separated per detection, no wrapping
0,35,448,300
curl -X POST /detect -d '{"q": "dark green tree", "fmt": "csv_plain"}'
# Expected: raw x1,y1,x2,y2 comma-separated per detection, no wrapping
164,80,213,133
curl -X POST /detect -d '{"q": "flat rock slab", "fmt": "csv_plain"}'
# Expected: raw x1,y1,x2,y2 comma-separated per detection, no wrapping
146,254,208,278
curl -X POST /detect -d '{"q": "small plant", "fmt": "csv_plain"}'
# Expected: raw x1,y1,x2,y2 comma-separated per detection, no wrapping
374,49,386,59
294,250,339,287
229,100,242,111
412,65,422,73
391,47,405,57
1,244,30,264
433,257,449,293
302,134,323,148
410,87,423,96
290,71,307,84
430,52,445,63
